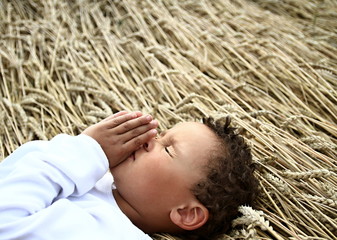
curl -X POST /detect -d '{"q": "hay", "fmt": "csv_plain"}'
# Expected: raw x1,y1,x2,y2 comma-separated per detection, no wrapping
0,0,336,239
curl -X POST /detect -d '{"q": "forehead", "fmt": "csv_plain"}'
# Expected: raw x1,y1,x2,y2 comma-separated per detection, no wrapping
167,122,218,163
169,122,212,136
170,122,215,138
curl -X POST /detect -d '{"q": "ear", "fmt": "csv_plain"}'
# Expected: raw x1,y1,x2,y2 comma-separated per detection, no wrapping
169,203,209,231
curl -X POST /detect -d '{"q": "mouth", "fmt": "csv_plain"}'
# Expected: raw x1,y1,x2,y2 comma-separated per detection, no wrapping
127,152,135,161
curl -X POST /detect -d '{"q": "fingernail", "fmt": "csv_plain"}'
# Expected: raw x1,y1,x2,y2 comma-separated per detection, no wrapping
146,115,152,121
150,129,157,135
135,111,142,117
151,119,158,126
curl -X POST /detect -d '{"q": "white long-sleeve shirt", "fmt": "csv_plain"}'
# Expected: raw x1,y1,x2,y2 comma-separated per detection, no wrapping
0,134,152,240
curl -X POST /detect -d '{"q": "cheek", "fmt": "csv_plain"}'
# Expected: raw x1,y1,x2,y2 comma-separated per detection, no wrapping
134,161,174,190
140,161,168,180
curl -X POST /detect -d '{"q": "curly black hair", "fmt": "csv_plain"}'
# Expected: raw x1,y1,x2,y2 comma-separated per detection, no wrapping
180,116,259,240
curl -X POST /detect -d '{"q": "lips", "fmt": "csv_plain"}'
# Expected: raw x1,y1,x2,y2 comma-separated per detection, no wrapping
127,152,135,161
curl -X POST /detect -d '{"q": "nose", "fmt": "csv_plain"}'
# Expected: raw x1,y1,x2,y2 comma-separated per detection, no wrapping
143,137,157,152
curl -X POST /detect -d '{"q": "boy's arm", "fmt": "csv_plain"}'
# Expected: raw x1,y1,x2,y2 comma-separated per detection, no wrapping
0,133,107,225
0,111,157,225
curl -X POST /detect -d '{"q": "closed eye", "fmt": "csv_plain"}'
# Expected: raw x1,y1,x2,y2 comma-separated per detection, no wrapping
165,146,173,158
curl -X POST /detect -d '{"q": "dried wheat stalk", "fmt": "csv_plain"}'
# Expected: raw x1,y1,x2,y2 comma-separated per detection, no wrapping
1,0,336,239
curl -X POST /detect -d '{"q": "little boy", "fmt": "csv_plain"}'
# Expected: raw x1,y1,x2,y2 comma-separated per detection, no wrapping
0,111,258,240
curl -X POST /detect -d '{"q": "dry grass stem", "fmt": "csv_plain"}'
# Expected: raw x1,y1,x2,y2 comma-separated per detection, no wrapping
1,0,336,239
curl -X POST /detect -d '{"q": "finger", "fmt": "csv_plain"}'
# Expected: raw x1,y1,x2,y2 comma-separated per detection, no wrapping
124,129,158,151
121,120,158,142
104,112,142,128
134,111,143,117
102,111,129,122
114,114,155,134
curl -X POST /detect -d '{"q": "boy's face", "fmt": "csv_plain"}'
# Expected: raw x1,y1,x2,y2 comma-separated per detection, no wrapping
111,122,218,230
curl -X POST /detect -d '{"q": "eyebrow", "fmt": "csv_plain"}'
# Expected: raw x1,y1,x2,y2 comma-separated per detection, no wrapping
160,130,167,136
172,139,182,159
161,131,181,158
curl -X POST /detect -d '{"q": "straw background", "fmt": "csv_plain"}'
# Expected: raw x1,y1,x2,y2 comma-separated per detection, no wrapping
0,0,336,239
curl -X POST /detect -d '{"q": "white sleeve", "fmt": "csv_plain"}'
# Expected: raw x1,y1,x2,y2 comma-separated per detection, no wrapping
0,134,108,225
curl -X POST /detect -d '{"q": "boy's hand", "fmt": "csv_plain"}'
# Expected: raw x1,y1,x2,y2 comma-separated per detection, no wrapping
82,111,158,168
